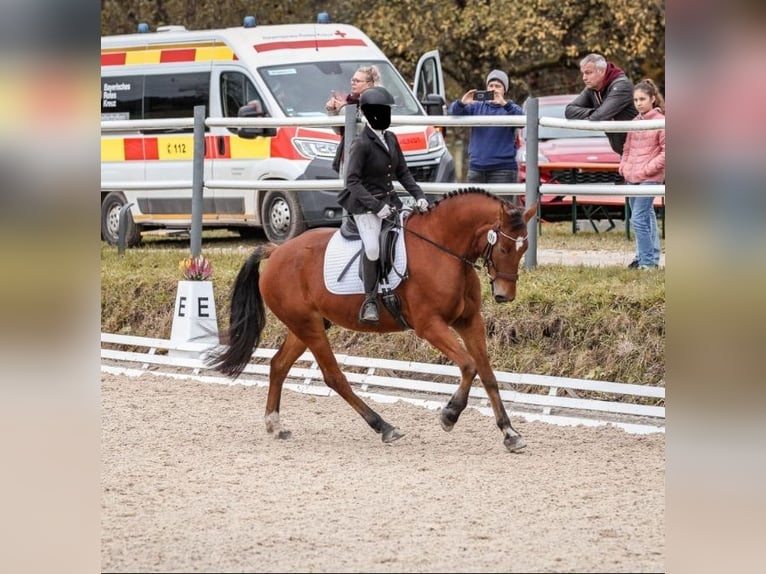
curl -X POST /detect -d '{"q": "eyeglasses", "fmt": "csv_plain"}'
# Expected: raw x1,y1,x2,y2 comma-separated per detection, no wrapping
351,78,370,84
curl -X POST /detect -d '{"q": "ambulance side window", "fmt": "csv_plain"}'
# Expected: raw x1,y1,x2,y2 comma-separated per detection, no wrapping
144,72,210,132
101,75,143,121
220,72,265,133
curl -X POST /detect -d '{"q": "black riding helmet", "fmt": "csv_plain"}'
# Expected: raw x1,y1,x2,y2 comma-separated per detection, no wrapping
360,86,394,130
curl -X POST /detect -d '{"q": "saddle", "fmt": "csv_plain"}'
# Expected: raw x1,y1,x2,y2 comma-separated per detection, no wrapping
339,215,400,281
337,211,411,329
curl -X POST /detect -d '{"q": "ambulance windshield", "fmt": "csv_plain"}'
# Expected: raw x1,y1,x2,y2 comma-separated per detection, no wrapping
260,61,422,118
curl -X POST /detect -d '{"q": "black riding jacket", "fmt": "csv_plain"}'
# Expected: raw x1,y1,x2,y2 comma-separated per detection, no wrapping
337,124,425,215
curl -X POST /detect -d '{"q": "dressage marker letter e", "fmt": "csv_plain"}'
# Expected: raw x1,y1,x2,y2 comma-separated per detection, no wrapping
198,297,210,317
176,295,210,318
170,281,220,354
178,296,187,317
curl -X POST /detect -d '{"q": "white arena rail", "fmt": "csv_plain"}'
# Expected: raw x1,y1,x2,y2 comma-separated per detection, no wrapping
101,333,664,435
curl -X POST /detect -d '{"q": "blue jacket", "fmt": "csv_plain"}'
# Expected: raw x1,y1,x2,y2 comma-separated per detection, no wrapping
448,99,523,170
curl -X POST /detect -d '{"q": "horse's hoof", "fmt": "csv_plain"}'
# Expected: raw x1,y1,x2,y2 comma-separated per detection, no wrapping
439,410,455,432
382,427,404,443
275,430,292,440
504,435,526,453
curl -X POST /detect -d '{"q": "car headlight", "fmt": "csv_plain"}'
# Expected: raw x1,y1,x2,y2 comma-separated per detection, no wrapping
516,148,549,163
427,130,444,152
292,138,338,159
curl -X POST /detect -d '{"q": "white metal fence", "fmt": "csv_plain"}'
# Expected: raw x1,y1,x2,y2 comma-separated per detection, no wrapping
100,113,665,198
102,108,665,264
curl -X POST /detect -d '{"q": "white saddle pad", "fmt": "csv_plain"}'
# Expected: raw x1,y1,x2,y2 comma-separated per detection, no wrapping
323,223,408,295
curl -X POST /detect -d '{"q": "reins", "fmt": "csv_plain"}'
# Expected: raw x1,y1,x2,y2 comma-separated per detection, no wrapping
392,216,481,271
391,210,528,282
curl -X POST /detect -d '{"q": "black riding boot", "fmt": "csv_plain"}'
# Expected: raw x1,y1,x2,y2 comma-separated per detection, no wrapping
359,254,380,324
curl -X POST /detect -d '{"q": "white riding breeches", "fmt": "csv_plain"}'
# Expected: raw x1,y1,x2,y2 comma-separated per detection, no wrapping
354,212,382,260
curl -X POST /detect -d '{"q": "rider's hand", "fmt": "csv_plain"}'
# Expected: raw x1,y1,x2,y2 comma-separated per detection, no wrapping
376,204,393,219
416,198,429,212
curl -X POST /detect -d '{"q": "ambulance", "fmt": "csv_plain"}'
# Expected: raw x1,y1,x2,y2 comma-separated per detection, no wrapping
100,15,454,246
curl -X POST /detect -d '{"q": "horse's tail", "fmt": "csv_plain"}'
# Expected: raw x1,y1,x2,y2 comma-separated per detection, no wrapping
207,245,274,378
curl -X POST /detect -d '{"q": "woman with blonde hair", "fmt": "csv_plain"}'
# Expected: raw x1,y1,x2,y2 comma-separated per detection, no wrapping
325,65,381,115
326,65,382,176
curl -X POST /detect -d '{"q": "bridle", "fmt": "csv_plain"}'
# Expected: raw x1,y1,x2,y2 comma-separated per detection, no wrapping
397,216,527,282
480,225,527,282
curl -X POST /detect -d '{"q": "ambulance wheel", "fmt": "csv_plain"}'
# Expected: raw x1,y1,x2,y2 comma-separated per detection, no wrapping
101,192,141,247
261,190,307,243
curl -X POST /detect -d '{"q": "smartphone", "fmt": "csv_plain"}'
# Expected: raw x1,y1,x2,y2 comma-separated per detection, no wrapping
475,90,494,102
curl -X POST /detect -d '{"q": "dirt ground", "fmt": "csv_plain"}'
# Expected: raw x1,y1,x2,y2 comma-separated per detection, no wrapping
101,371,665,573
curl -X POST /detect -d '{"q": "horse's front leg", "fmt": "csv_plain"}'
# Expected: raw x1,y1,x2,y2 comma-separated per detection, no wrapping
455,317,526,453
414,321,478,432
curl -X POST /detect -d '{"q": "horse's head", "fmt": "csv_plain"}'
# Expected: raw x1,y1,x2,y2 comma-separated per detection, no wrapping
483,201,538,303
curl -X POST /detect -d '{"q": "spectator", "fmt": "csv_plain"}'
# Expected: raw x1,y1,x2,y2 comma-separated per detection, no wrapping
325,64,382,117
337,87,429,324
448,69,523,193
619,79,665,270
565,53,638,156
326,65,381,177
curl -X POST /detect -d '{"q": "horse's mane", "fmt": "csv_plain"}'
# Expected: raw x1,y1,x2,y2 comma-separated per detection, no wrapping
431,187,499,208
426,187,525,230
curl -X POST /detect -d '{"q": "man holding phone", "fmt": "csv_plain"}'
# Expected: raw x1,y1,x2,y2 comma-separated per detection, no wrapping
448,69,524,194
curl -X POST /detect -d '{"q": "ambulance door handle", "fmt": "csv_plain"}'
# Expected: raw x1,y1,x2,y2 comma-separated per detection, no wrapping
217,136,226,156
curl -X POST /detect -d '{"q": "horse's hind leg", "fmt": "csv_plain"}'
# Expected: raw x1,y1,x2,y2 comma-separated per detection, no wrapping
296,325,403,443
264,330,307,439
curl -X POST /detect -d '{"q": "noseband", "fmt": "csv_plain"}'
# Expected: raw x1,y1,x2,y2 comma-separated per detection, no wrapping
481,226,527,282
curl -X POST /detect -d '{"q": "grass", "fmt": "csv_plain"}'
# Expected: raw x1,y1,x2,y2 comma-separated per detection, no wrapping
101,222,665,392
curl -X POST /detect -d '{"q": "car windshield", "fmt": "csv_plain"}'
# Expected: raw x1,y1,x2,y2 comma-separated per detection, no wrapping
259,61,423,118
537,103,607,139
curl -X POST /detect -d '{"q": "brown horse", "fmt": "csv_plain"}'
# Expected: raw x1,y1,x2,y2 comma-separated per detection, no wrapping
208,188,537,453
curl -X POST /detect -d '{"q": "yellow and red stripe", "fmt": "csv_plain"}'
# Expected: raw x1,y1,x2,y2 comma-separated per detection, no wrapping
101,134,271,162
101,42,236,66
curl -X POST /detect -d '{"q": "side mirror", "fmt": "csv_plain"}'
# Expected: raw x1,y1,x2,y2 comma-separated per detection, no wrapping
236,102,276,139
421,93,447,138
421,93,445,116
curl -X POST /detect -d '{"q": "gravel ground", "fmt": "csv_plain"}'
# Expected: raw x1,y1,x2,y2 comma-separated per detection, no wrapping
536,248,665,268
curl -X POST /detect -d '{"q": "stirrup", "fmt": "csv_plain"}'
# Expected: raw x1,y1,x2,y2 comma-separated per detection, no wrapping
359,298,379,324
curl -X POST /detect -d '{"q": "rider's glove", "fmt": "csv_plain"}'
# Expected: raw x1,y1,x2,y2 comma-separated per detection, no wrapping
416,198,429,212
376,204,393,219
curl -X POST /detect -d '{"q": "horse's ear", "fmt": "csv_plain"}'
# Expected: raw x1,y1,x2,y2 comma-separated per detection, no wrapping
523,201,538,224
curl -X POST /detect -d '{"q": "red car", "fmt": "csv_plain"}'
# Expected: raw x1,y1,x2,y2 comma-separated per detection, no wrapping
517,94,625,225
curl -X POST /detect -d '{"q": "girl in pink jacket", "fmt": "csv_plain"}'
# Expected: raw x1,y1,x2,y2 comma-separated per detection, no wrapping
619,79,665,269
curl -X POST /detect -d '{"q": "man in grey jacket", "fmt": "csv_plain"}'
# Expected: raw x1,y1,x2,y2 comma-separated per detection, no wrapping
565,53,638,156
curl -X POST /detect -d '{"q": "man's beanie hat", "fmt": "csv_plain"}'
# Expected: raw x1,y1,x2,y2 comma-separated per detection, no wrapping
486,69,509,92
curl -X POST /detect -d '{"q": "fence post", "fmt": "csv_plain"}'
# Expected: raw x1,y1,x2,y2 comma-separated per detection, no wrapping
341,104,357,182
117,201,134,256
190,105,205,257
524,97,539,268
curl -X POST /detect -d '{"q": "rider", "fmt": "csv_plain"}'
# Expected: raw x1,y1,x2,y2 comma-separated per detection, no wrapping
337,86,429,324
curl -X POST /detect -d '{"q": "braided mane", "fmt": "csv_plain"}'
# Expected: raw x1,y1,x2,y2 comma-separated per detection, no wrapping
432,187,499,207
